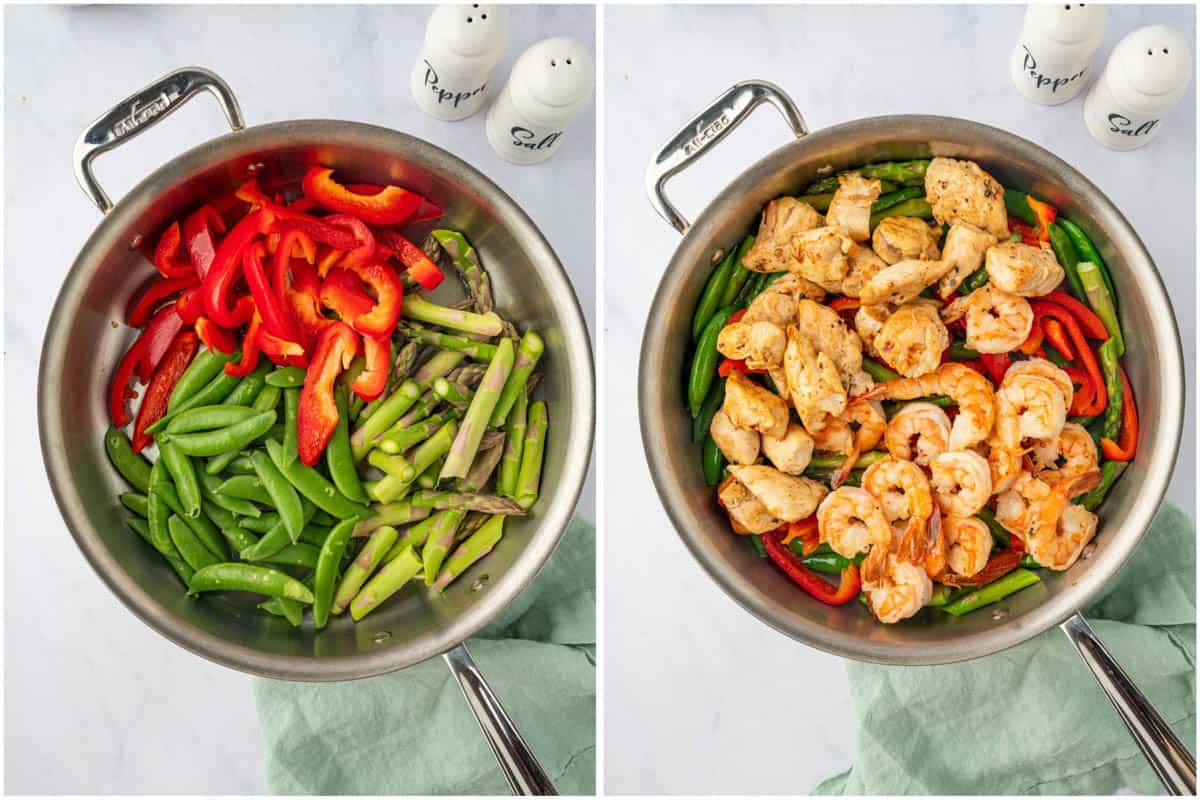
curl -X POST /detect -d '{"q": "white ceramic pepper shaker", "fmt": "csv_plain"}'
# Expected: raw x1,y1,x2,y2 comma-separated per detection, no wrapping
485,37,594,165
411,4,508,122
1010,3,1107,105
1084,25,1192,150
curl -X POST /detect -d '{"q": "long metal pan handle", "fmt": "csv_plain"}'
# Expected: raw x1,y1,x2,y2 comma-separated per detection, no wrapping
1060,613,1196,794
645,80,807,234
443,643,558,795
73,66,244,213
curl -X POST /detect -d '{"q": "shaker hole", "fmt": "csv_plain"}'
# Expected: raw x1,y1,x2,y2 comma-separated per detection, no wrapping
551,59,557,67
481,14,487,19
1147,49,1154,55
1164,48,1170,54
566,58,573,65
467,17,473,22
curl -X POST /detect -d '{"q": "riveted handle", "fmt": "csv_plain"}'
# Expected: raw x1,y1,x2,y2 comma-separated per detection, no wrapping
645,80,807,234
1060,613,1196,794
73,67,244,213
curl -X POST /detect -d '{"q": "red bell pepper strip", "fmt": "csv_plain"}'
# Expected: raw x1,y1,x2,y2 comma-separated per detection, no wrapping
321,214,376,271
1031,300,1106,415
1101,367,1138,461
242,243,300,342
258,325,309,369
297,321,359,465
202,208,267,328
109,305,185,426
320,268,377,321
195,316,240,354
978,353,1011,386
781,517,819,552
1044,290,1109,340
339,260,403,338
380,229,445,291
352,335,391,402
409,197,444,223
225,313,263,377
1008,217,1042,246
301,167,424,225
125,274,197,328
271,230,317,291
717,358,767,378
175,286,206,325
760,531,861,605
153,222,195,279
1017,321,1045,355
182,205,226,279
1063,366,1098,415
958,359,987,378
727,308,748,325
238,179,363,252
1026,195,1058,242
828,296,861,313
131,331,199,452
278,258,330,346
1041,317,1075,360
288,196,317,214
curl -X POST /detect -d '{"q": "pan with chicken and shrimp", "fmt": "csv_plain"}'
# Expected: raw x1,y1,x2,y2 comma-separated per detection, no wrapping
686,156,1136,624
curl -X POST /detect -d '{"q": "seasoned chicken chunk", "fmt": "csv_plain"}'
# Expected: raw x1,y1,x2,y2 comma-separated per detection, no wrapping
710,408,761,466
718,477,783,534
792,227,854,293
854,303,892,359
859,258,954,307
937,223,999,297
872,216,941,264
727,466,829,523
785,326,847,434
985,241,1065,297
924,157,1009,239
742,197,824,273
874,303,949,378
826,173,882,242
717,320,786,370
723,371,789,439
841,244,888,299
762,421,816,475
793,299,873,396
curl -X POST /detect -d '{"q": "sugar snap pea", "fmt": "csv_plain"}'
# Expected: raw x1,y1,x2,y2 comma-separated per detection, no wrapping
1058,218,1118,311
220,361,272,407
158,439,201,518
162,410,277,457
328,384,369,504
260,596,304,626
165,405,257,434
255,542,320,569
266,439,370,519
120,492,149,518
959,267,989,294
693,378,726,444
313,517,358,628
241,513,281,533
168,515,221,571
200,500,259,553
188,563,315,603
691,247,737,341
148,367,241,433
701,435,725,486
942,569,1041,616
150,463,226,558
298,524,333,547
105,427,151,492
239,503,316,562
1047,222,1087,301
282,388,300,466
125,516,153,545
253,384,283,413
718,236,757,308
217,475,275,505
266,366,307,388
199,472,261,518
688,306,735,418
168,347,237,411
250,448,305,543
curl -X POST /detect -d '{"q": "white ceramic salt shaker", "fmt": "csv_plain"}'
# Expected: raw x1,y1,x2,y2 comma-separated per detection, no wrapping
485,37,594,165
411,4,508,122
1084,25,1192,150
1010,3,1107,105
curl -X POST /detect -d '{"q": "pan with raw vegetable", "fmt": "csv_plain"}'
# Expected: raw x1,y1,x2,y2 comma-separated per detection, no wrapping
640,81,1190,791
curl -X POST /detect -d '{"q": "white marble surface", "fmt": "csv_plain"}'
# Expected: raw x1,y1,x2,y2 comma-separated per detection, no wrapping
602,4,1194,795
4,4,594,794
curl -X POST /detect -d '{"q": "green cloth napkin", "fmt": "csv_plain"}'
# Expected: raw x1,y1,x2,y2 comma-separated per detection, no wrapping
817,501,1195,796
255,517,595,795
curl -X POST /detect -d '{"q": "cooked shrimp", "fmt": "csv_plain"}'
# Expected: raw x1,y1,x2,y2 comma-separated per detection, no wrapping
859,258,954,307
936,222,998,297
862,554,933,623
785,326,847,433
718,476,783,534
864,363,995,450
710,408,760,466
742,197,824,274
986,432,1024,495
817,486,893,581
1029,422,1098,485
761,421,815,475
930,450,993,517
854,303,891,359
871,216,940,264
862,455,934,526
841,244,888,299
875,303,950,378
793,299,873,396
924,157,1009,238
717,320,786,370
826,173,881,242
723,371,790,439
1005,358,1074,411
942,515,993,577
885,401,952,466
941,284,1033,354
985,241,1065,297
994,472,1049,539
810,414,853,454
727,465,829,523
793,227,854,292
829,398,888,487
994,373,1067,450
1024,471,1102,570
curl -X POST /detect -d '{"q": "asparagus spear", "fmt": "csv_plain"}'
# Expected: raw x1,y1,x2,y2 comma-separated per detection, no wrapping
379,410,459,455
350,380,421,460
352,501,431,537
385,515,440,560
431,229,494,314
417,455,446,489
434,515,505,591
394,388,443,429
460,435,506,493
447,362,488,388
413,349,467,388
490,330,544,427
432,377,473,408
456,511,490,542
369,420,459,503
368,449,417,482
389,340,422,387
330,525,398,616
420,509,466,585
410,490,525,515
349,545,423,621
399,324,497,361
440,338,515,480
497,387,528,498
402,295,504,337
514,401,548,510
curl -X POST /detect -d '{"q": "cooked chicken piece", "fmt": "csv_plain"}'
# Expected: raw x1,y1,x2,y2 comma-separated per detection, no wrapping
718,477,783,534
936,223,999,297
723,371,789,439
985,241,1065,297
859,258,954,307
792,227,854,293
742,290,798,327
871,216,941,264
793,299,872,396
855,303,893,359
710,408,761,466
717,320,786,370
825,173,882,243
742,197,824,273
874,303,950,378
924,157,1009,239
762,421,816,475
727,465,830,522
841,244,888,298
785,326,847,434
